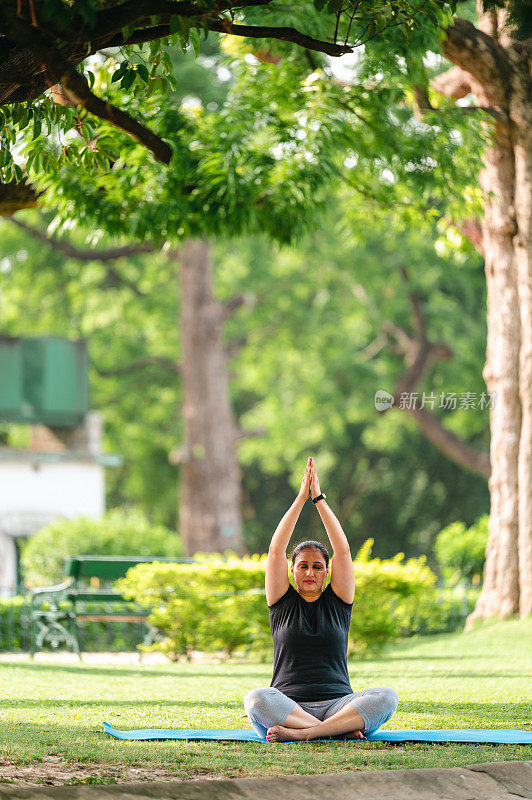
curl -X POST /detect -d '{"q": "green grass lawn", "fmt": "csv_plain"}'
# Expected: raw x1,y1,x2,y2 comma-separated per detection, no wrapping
0,618,530,783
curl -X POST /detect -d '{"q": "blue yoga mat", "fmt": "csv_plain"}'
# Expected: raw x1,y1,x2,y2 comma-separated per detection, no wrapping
102,722,532,745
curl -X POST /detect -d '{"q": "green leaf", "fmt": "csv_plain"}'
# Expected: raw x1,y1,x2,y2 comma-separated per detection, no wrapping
121,70,136,91
313,0,327,9
190,28,200,58
96,152,109,171
111,62,128,82
169,14,181,34
82,122,95,139
137,64,149,83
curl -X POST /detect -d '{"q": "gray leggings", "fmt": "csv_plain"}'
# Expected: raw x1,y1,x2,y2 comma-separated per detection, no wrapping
244,686,398,739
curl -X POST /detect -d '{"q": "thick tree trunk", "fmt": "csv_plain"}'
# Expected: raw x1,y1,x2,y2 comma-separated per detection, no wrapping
177,237,245,556
449,6,532,623
473,116,521,620
510,44,532,616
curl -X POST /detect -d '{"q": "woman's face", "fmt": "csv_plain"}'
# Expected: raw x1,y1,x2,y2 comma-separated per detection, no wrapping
291,548,328,595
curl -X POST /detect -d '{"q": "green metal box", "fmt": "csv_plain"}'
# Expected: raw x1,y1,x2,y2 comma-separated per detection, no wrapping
0,337,23,417
0,336,89,425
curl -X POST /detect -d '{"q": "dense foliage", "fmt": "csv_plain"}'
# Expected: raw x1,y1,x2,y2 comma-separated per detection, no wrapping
0,4,494,567
20,508,184,587
116,543,470,659
434,514,489,585
0,0,462,187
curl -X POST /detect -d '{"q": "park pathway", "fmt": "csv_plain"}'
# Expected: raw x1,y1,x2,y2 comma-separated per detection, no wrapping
0,760,530,799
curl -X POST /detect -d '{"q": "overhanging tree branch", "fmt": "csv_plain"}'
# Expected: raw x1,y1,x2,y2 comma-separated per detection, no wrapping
206,19,352,55
9,217,155,296
380,266,490,478
105,19,352,55
0,0,352,108
439,16,511,108
95,356,181,376
0,7,173,163
0,180,39,216
10,218,156,261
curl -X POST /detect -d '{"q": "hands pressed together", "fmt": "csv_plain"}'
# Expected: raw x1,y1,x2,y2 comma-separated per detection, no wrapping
298,456,322,501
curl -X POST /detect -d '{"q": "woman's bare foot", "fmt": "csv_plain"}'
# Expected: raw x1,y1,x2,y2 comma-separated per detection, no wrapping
266,726,367,742
345,730,367,740
266,725,306,742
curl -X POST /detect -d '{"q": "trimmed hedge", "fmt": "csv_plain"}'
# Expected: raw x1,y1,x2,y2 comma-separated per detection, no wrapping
20,508,185,587
1,541,479,655
116,540,476,660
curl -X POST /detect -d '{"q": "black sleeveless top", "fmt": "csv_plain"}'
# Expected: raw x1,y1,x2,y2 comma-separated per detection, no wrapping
268,582,353,702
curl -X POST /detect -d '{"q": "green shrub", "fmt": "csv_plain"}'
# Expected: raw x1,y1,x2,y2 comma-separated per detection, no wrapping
20,508,185,587
407,585,480,634
116,555,269,661
434,515,489,586
347,539,438,653
4,542,474,655
0,596,30,650
117,541,442,660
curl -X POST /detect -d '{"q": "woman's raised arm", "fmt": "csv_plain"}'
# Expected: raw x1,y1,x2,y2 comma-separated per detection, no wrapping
265,458,311,606
309,458,355,605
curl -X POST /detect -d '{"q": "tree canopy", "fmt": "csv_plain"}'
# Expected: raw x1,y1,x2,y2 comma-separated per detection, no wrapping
0,0,501,207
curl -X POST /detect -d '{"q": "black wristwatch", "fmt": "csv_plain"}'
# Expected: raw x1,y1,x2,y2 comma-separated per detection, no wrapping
312,493,326,504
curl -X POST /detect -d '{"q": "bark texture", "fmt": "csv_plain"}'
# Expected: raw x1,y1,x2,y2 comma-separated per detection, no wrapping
437,5,532,620
177,238,245,556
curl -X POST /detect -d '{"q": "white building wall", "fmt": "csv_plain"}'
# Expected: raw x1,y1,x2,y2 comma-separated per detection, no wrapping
0,462,104,517
0,460,105,597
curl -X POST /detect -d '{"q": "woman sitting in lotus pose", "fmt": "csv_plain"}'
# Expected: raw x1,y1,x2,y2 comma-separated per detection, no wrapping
244,456,398,743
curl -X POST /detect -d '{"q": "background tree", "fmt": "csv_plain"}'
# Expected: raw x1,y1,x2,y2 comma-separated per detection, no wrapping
225,1,532,621
2,43,486,557
0,198,490,563
2,0,530,617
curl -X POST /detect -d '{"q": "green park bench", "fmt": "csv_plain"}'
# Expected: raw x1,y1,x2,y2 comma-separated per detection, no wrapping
29,555,195,659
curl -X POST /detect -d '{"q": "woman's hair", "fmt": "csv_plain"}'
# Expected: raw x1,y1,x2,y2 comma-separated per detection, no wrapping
291,540,330,568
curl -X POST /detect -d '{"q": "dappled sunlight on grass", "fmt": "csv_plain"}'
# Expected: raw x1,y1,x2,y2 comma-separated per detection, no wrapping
0,618,530,777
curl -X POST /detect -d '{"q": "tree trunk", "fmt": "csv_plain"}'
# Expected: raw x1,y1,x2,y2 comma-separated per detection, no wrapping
449,6,532,622
510,43,532,616
473,110,521,620
177,237,245,556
